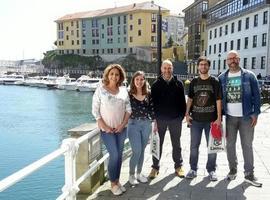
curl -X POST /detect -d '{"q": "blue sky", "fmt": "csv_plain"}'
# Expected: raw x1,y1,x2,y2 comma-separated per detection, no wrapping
0,0,191,60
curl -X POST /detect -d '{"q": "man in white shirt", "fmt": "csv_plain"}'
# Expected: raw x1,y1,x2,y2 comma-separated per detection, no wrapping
218,50,262,187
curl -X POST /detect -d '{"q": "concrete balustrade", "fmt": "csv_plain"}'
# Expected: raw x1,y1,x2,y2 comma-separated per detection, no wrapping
68,123,105,196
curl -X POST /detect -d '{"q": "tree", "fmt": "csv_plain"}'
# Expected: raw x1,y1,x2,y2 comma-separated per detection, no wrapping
167,35,174,47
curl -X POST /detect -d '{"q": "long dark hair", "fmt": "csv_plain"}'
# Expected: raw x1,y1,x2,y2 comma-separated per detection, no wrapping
129,71,149,95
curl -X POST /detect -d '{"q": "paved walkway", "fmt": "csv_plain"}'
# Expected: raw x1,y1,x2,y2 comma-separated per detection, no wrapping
86,105,270,200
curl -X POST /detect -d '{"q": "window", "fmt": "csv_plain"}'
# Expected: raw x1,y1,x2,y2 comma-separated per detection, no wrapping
151,13,157,22
118,48,121,53
102,34,104,39
130,36,133,42
71,30,74,36
209,30,212,39
77,40,79,45
214,28,217,38
231,22,234,33
124,48,127,53
224,42,227,52
254,14,258,27
83,49,86,54
244,37,249,49
225,25,228,35
82,40,86,45
118,37,120,43
71,50,74,54
130,14,133,20
243,0,249,6
230,40,234,50
102,24,104,29
245,17,249,29
102,49,104,54
130,48,133,53
123,15,127,24
138,19,142,25
151,24,156,33
262,33,267,46
76,21,79,28
66,26,69,31
243,58,248,69
118,16,121,24
251,57,256,69
237,39,241,50
223,59,226,69
138,30,141,36
151,36,156,42
219,27,222,37
118,26,121,35
253,35,257,48
66,35,69,40
92,40,95,45
213,60,216,70
71,40,74,45
130,25,133,31
238,20,241,31
219,43,222,53
209,45,212,54
76,30,79,38
263,11,268,24
214,44,216,54
123,25,127,34
124,37,127,43
71,21,74,26
261,56,266,69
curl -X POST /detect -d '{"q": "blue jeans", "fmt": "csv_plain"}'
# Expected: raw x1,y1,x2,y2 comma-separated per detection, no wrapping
100,128,126,182
127,119,151,175
190,120,217,172
226,115,254,174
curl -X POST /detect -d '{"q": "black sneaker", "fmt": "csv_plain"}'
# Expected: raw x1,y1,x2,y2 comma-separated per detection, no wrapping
227,168,237,181
244,173,262,187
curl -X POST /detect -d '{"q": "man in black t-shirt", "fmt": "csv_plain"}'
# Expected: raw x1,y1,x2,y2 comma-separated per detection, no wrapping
185,56,222,181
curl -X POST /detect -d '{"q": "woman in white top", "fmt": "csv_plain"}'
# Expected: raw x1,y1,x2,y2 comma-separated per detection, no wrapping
92,64,131,196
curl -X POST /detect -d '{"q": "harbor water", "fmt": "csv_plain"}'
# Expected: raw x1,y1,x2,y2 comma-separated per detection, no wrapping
0,85,94,200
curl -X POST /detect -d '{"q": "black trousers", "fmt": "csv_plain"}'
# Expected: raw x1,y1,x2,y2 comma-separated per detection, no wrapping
152,117,183,170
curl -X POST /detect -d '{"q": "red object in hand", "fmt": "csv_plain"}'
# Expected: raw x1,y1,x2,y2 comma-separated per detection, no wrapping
211,122,222,140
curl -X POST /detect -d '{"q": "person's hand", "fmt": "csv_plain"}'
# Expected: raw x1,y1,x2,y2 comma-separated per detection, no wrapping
114,123,125,133
97,120,114,133
185,113,193,126
213,116,222,127
251,115,258,128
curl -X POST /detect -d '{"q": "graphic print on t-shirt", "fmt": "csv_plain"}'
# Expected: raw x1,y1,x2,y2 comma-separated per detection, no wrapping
227,76,242,103
193,84,214,113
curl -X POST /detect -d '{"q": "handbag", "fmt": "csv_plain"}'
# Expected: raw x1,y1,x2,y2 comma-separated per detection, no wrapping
150,132,160,160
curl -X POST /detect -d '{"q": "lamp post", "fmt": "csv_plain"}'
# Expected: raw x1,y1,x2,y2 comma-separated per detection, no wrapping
218,53,221,75
157,6,162,75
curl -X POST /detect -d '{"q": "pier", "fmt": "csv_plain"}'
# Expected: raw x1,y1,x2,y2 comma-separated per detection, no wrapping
1,105,270,200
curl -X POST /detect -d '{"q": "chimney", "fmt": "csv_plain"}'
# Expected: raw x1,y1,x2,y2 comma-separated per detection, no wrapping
133,3,136,7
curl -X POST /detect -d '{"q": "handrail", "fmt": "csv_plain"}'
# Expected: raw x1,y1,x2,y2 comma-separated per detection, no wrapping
0,147,68,192
0,126,132,200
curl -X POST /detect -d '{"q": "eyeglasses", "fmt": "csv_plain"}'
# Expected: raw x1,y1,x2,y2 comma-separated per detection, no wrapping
227,57,239,61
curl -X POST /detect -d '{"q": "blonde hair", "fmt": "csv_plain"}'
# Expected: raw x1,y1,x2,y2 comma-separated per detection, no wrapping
102,64,126,87
129,71,149,95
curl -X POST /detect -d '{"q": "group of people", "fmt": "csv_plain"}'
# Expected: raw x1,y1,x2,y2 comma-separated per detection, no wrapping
92,50,262,196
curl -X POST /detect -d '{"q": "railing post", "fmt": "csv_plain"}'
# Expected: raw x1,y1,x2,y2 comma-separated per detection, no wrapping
61,138,79,200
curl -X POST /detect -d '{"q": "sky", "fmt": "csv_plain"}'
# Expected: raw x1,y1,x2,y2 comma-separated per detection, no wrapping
0,0,192,61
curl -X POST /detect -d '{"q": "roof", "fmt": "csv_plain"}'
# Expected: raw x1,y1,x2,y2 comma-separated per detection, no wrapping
56,1,169,22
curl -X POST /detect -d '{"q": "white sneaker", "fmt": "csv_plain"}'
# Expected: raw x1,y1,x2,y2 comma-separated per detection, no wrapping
111,185,122,196
129,175,139,185
137,173,148,183
117,183,126,192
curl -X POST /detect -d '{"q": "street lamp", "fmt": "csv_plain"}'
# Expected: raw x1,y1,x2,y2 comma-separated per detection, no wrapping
218,53,221,75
